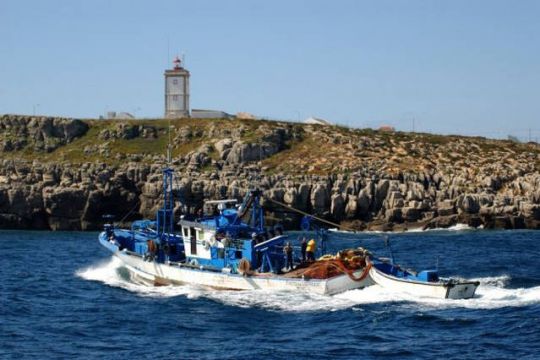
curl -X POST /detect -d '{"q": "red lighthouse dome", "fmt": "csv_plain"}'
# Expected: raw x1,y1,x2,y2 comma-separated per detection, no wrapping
173,56,182,70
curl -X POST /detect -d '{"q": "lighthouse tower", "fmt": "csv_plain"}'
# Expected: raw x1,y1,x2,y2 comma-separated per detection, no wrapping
164,56,190,118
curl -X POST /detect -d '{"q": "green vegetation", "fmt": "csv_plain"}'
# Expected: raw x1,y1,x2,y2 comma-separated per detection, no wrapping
1,116,539,176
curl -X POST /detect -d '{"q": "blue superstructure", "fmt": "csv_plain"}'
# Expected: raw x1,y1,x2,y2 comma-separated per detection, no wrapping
178,189,287,273
103,167,185,263
102,168,288,274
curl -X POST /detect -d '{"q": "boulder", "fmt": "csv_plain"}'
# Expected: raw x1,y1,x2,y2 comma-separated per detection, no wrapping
330,193,345,220
214,138,233,160
311,184,329,213
344,195,358,219
521,203,540,220
402,207,421,222
385,208,403,222
357,188,371,217
459,194,480,214
386,190,404,209
374,180,390,210
225,141,280,164
43,187,87,218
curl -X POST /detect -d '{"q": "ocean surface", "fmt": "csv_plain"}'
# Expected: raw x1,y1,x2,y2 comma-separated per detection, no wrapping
1,228,539,359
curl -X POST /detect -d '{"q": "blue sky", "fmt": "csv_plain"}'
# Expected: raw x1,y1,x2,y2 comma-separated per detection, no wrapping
1,0,539,139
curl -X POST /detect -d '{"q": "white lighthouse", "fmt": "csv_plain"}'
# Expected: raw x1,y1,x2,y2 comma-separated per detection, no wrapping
164,56,190,118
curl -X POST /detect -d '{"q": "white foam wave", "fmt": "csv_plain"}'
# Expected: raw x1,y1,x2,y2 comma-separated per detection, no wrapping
77,257,126,286
330,223,479,235
77,258,540,312
406,223,478,233
77,257,194,298
471,274,511,288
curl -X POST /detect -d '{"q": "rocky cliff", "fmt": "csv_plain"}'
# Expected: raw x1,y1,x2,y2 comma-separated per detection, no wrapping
1,114,539,231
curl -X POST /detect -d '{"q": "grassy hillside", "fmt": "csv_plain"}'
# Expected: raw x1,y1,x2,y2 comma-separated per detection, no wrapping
1,115,539,176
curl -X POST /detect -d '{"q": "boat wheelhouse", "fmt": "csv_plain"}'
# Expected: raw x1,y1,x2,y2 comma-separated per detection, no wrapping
177,191,288,274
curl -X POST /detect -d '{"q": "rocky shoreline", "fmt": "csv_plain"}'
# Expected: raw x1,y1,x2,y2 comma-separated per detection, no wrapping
0,114,539,231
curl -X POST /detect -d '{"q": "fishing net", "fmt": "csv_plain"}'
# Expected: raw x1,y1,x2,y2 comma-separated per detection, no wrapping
283,248,371,281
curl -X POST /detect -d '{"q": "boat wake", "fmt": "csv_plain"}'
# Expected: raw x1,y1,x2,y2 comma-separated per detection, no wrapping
407,223,481,233
77,257,540,312
330,223,479,234
76,257,195,298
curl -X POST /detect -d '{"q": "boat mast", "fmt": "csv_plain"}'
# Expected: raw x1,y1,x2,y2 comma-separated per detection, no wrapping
158,167,174,240
157,120,175,244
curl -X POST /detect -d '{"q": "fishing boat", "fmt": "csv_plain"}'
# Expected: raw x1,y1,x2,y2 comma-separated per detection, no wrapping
98,167,372,295
368,258,480,299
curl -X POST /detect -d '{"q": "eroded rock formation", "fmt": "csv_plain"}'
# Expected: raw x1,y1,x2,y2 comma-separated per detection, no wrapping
0,114,539,231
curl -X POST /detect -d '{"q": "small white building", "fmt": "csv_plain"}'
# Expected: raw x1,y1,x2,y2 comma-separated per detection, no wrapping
105,111,135,120
304,116,332,126
379,125,395,132
191,109,233,119
236,112,260,120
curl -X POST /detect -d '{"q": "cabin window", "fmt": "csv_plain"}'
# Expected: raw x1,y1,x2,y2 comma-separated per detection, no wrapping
196,229,204,241
182,227,189,238
190,227,197,255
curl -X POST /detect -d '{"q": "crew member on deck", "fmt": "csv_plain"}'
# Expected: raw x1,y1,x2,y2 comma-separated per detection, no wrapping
300,237,307,262
306,238,316,261
146,239,157,261
284,242,294,270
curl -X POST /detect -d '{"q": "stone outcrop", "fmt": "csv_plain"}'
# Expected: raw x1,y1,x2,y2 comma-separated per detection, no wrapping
1,158,539,231
0,114,539,231
1,114,88,152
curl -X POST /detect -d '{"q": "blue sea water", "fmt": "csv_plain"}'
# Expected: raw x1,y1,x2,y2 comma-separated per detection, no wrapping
1,228,540,360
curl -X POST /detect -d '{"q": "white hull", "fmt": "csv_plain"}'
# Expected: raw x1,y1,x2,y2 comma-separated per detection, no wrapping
369,266,478,299
107,244,373,296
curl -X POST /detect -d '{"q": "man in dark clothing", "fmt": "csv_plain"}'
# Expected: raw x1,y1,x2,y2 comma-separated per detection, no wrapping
300,237,307,262
284,242,294,271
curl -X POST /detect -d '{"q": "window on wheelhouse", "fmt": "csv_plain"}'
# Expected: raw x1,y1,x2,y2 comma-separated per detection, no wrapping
196,229,205,242
190,227,197,255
